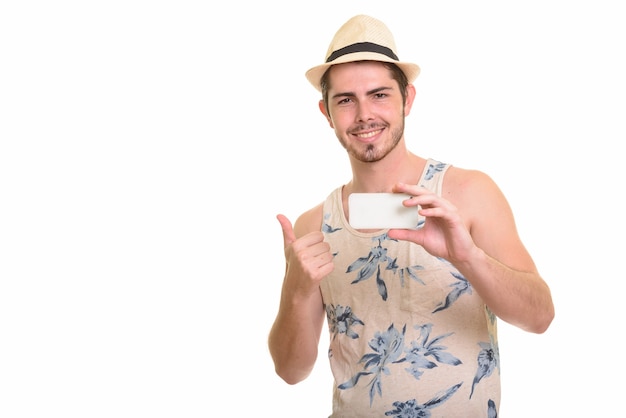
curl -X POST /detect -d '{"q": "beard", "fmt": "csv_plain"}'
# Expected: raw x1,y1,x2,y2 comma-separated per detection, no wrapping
340,119,405,163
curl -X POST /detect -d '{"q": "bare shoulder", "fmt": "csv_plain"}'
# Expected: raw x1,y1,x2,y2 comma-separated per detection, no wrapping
293,202,325,238
442,165,511,226
443,165,502,198
443,165,536,270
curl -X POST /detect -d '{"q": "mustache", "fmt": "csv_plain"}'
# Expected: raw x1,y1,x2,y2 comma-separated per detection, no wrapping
350,123,386,133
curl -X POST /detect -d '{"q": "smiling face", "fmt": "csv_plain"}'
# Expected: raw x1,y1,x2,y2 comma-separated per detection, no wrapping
320,61,414,163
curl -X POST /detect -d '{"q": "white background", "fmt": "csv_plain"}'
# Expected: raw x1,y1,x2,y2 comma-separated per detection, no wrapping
1,1,624,416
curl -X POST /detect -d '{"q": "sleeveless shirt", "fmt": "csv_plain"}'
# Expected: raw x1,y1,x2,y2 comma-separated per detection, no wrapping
320,159,500,417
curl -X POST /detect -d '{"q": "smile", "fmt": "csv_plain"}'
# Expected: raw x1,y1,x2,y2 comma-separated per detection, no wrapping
355,129,382,139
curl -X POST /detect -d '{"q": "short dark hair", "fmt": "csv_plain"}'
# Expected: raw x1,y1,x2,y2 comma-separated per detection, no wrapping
320,61,409,114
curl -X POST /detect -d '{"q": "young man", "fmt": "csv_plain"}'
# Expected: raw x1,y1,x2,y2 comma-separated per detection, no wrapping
268,14,554,417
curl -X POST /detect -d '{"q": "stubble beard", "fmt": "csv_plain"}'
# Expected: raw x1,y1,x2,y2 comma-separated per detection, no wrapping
340,120,405,163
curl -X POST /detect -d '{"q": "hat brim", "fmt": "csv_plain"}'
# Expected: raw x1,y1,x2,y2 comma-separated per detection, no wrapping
305,52,421,92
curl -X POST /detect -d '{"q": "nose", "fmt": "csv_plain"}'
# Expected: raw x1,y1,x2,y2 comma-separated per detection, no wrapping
356,101,374,122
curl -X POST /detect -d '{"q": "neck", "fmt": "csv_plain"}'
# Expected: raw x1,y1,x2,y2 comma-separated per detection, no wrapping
346,147,426,194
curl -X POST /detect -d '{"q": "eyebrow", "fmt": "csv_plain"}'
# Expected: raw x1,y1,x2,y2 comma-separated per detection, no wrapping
331,86,392,100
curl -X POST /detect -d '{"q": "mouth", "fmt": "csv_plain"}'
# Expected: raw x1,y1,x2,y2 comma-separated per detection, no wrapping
354,128,383,140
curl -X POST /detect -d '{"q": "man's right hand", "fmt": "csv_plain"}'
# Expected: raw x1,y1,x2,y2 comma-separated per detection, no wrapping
277,214,334,298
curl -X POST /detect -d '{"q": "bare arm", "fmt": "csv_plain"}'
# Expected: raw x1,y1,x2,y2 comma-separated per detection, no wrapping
388,170,554,333
268,205,333,384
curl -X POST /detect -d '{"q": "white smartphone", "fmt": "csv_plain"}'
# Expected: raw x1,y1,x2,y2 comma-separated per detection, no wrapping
348,193,420,229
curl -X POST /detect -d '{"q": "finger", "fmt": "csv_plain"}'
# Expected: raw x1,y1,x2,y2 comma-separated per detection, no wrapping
394,188,441,210
393,182,423,194
277,214,296,248
390,184,431,210
308,239,332,258
388,228,423,245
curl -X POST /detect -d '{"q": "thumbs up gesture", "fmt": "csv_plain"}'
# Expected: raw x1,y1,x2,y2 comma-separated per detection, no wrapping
277,214,335,298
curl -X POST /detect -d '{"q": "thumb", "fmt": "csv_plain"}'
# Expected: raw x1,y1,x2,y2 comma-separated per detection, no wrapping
276,214,296,248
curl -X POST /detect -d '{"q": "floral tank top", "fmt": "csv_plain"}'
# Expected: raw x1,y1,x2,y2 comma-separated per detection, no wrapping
320,159,500,417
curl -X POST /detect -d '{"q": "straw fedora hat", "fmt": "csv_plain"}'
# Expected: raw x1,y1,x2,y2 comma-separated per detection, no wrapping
305,15,420,92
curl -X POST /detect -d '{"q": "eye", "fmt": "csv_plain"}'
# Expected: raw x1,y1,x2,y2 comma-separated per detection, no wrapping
374,93,387,99
337,97,353,105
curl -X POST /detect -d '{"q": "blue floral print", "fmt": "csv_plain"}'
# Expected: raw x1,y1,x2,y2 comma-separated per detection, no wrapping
424,162,447,180
338,323,407,405
432,271,472,313
396,264,426,287
470,341,499,398
345,235,428,302
384,383,462,418
345,238,396,300
322,222,341,233
404,324,462,379
338,323,462,405
326,304,364,340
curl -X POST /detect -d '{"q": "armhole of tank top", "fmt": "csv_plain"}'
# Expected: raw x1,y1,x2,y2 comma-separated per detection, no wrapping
418,159,450,196
435,163,450,196
321,186,345,232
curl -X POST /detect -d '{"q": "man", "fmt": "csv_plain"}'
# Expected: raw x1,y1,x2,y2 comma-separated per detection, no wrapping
268,14,554,417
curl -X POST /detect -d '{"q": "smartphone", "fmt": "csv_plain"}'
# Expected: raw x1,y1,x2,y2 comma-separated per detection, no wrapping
348,193,420,229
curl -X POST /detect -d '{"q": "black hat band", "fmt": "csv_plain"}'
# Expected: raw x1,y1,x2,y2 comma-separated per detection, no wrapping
326,42,399,63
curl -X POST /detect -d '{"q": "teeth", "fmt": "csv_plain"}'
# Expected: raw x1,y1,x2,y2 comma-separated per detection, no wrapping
356,130,380,138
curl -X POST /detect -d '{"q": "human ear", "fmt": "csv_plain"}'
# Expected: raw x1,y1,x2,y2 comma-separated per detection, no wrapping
404,84,417,116
318,99,334,128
